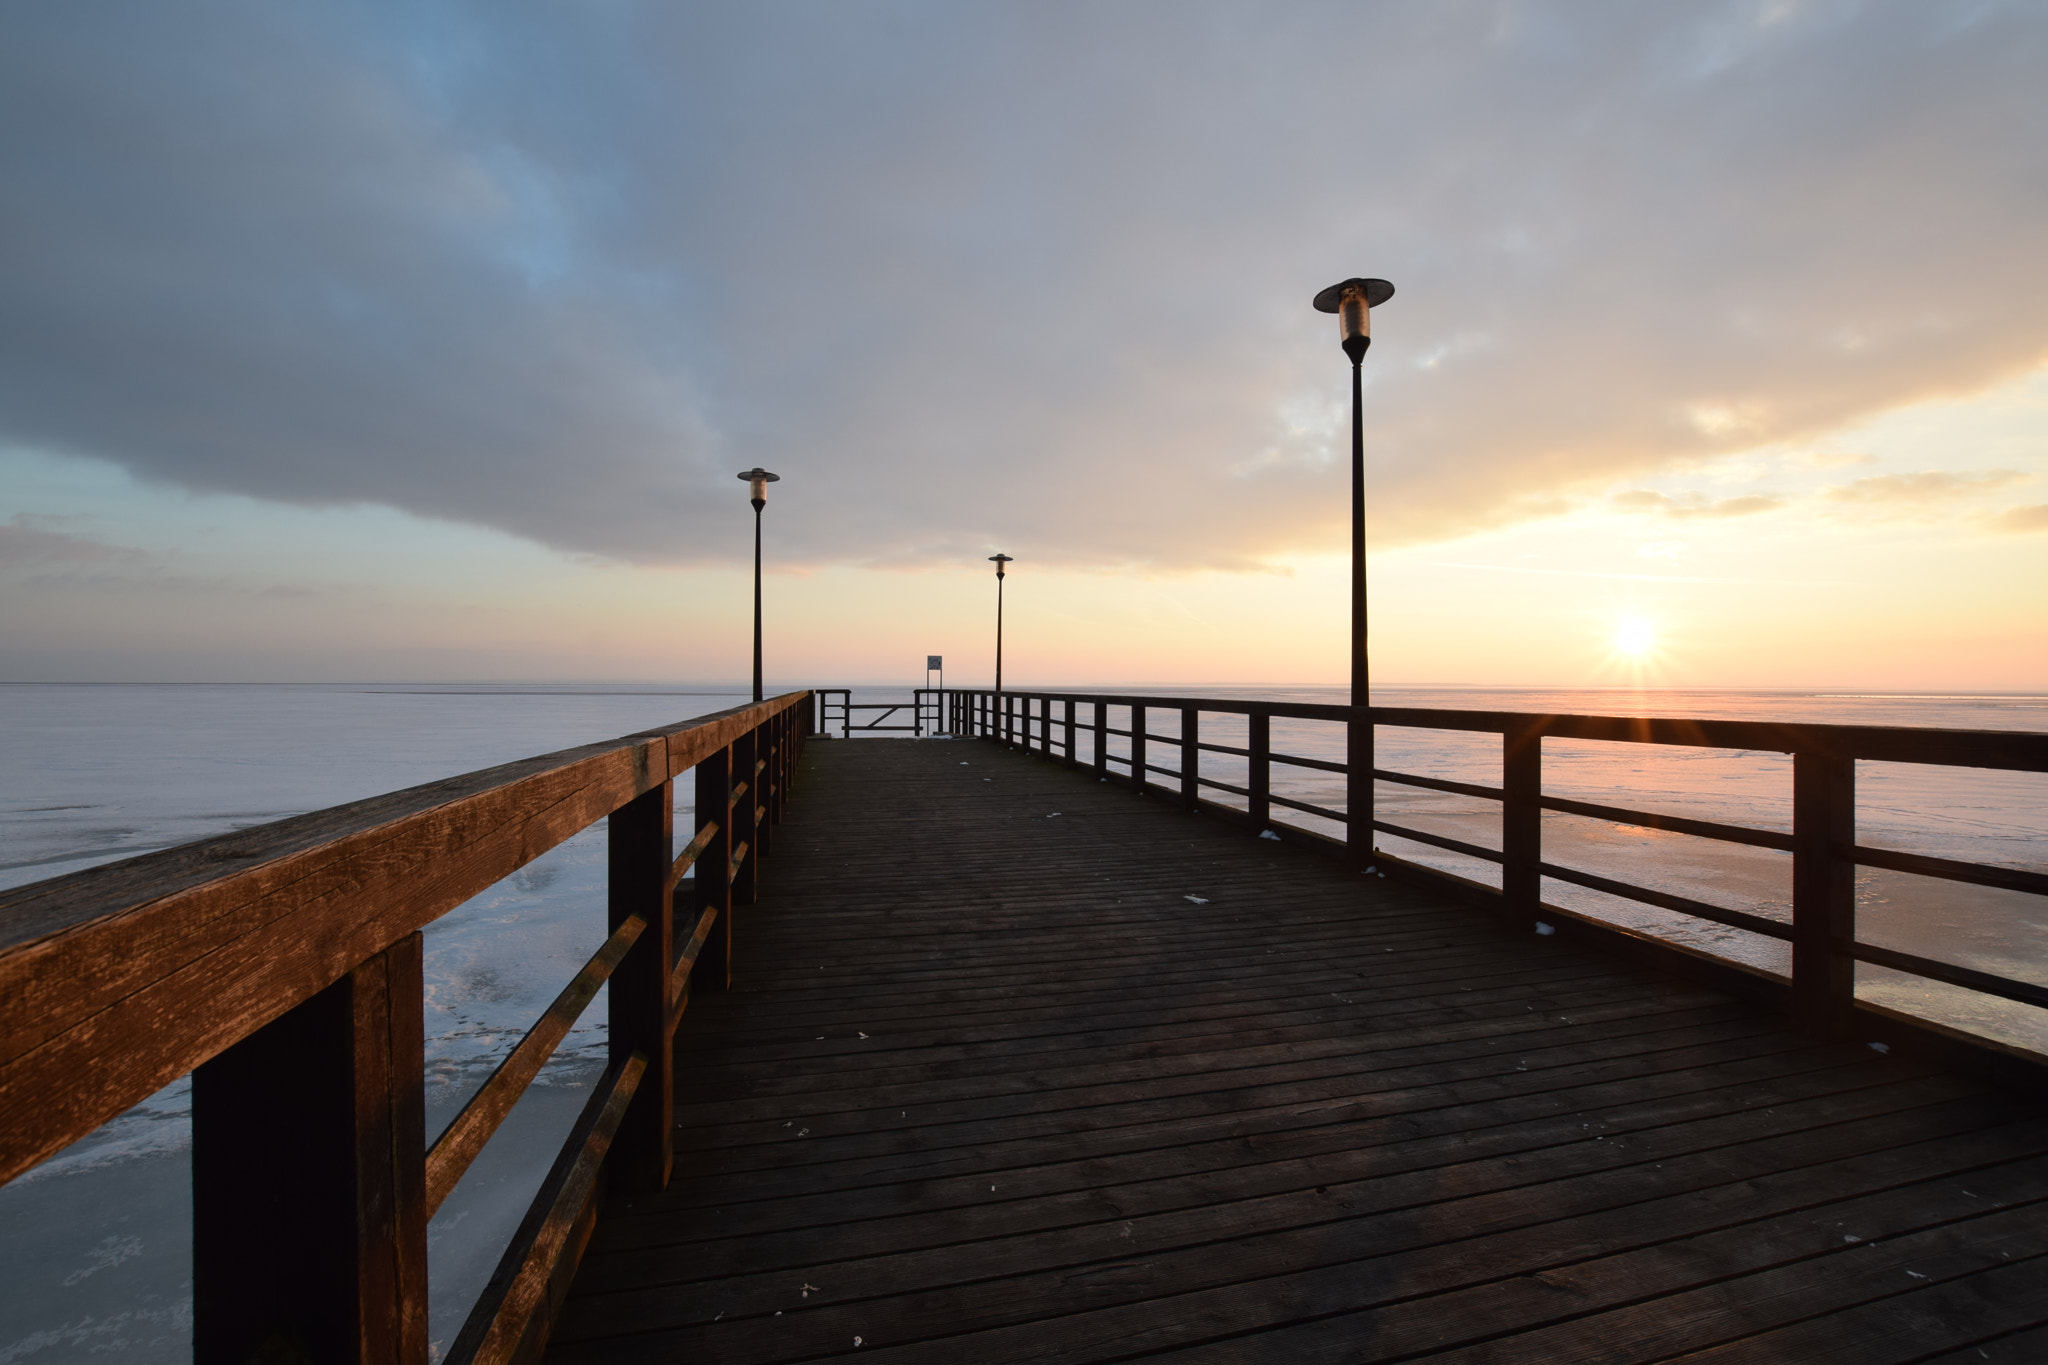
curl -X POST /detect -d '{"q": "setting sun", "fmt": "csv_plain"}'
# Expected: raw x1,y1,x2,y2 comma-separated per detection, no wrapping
1614,617,1656,657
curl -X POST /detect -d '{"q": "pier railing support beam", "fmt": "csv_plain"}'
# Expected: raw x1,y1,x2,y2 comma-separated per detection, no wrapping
1502,722,1542,927
1794,751,1857,1038
734,729,761,905
192,934,428,1365
1249,712,1271,830
694,745,734,992
608,781,675,1194
1347,709,1373,872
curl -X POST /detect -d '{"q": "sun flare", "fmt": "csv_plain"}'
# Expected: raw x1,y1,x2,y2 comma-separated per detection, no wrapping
1614,616,1656,657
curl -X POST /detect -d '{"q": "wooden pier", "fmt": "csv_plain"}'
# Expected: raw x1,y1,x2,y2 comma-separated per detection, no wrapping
544,737,2048,1363
4,689,2047,1363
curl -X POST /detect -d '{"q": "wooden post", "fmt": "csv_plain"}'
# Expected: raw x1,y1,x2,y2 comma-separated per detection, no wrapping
1794,751,1857,1037
1093,701,1108,780
1502,722,1542,924
755,716,777,860
1064,698,1077,766
1249,710,1271,830
733,726,761,906
1131,705,1148,795
607,781,673,1193
772,709,789,820
1181,706,1200,811
192,934,428,1365
1347,705,1374,873
693,745,733,993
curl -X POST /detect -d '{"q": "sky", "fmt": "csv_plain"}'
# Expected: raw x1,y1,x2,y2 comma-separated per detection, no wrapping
1,0,2044,690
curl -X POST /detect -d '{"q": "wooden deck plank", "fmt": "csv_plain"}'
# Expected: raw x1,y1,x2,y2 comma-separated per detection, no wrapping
543,737,2048,1364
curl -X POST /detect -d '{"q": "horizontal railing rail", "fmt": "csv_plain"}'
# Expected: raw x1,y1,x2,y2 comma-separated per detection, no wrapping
813,687,950,737
948,687,2048,1067
0,690,813,1364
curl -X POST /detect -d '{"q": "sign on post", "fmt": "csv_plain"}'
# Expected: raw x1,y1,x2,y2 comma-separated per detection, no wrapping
927,655,943,670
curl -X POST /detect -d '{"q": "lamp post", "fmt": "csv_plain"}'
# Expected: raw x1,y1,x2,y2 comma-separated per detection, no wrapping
1312,277,1394,872
988,554,1013,693
736,467,780,702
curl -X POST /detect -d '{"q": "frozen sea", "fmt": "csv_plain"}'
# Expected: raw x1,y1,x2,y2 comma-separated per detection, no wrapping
1,682,2044,1360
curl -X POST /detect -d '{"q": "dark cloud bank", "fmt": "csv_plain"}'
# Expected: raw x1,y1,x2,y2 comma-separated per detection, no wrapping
3,1,2045,570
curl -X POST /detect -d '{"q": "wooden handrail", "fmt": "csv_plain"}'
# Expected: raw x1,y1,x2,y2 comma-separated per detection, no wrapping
0,689,812,1364
953,687,2048,769
952,686,2048,1055
0,690,811,1188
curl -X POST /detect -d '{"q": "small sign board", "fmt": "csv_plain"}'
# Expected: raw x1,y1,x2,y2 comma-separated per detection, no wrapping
927,655,943,670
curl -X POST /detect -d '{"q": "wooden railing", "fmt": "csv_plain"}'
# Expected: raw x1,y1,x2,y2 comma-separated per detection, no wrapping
813,687,948,737
0,691,811,1364
951,689,2048,1064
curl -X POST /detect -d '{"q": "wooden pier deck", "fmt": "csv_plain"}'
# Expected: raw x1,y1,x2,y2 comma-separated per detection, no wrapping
544,737,2048,1364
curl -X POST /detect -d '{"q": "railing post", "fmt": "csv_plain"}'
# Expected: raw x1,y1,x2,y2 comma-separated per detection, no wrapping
1347,702,1374,873
1250,710,1271,830
733,725,761,905
1064,699,1077,766
1181,706,1200,811
693,745,733,992
607,779,674,1193
755,716,777,860
1502,721,1542,925
192,933,428,1364
1093,701,1108,780
1794,751,1857,1037
770,709,787,821
1131,704,1148,794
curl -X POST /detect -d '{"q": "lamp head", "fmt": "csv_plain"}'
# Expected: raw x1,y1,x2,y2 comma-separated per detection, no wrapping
736,467,780,508
989,553,1013,579
1313,277,1394,364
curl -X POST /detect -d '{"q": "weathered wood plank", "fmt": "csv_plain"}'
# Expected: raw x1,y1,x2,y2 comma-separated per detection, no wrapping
0,693,807,1186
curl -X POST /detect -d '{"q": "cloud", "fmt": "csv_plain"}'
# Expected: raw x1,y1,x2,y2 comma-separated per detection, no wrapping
1613,490,1785,519
1823,469,2029,504
0,519,148,568
2,2,2047,572
1987,503,2048,534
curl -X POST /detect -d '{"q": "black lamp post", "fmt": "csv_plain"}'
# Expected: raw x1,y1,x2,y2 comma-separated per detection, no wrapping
736,467,780,702
1312,277,1394,871
988,554,1013,693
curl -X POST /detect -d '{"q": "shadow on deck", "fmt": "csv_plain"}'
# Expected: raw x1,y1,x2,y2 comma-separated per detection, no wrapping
545,737,2048,1363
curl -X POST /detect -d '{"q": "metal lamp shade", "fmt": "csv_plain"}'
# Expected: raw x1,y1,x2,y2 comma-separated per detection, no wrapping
1312,278,1394,363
